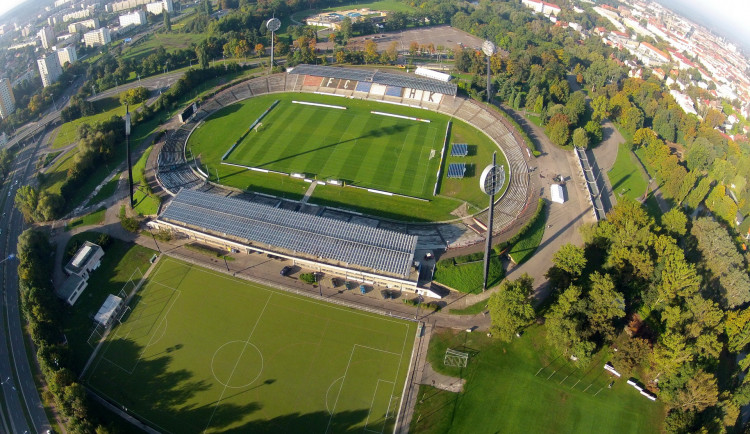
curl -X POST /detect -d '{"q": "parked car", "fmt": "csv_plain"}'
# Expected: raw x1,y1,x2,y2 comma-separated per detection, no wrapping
280,266,292,276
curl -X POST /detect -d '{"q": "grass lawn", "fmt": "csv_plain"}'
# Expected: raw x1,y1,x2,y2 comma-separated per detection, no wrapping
65,207,106,231
41,147,79,195
508,203,547,264
433,254,504,294
608,143,649,201
447,298,488,315
61,232,155,372
410,327,665,434
132,145,161,216
526,113,544,127
190,93,505,221
52,98,142,149
121,32,207,63
84,257,416,433
86,174,120,207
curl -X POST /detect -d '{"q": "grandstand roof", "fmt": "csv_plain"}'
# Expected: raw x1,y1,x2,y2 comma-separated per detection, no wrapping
290,64,457,96
159,189,418,278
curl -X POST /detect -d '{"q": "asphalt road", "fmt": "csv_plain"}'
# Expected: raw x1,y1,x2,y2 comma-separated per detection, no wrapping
0,133,50,433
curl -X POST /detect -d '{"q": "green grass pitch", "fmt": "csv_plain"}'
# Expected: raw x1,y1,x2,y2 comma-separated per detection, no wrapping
223,95,444,198
85,258,417,433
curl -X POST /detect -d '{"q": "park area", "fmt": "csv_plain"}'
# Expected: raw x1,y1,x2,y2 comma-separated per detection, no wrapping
84,258,417,433
410,327,664,434
190,93,505,220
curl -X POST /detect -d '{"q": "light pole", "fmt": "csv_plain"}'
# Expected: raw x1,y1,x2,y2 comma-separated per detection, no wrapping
479,152,505,290
415,294,423,320
124,105,134,208
267,17,281,74
482,40,496,104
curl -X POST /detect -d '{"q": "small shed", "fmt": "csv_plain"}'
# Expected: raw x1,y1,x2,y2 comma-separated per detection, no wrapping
550,184,565,204
94,294,123,326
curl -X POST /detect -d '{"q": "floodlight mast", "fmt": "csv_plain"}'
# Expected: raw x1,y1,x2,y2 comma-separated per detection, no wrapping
267,18,281,74
480,152,500,290
482,40,496,104
125,104,134,209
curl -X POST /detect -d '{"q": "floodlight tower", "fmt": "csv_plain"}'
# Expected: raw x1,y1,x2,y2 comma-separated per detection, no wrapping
125,104,134,209
266,17,281,73
482,40,496,104
479,152,505,290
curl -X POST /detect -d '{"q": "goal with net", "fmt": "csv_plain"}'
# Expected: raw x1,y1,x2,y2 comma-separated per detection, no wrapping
444,348,469,368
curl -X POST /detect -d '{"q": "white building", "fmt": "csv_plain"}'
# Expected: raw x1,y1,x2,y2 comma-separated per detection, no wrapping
146,0,173,15
68,18,99,33
0,78,16,119
58,241,105,306
38,26,55,50
521,0,561,16
119,10,146,27
83,27,111,47
63,9,91,22
37,55,63,87
107,0,150,13
56,45,77,66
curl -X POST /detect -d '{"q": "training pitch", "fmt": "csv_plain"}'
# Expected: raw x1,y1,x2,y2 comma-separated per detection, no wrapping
223,94,444,198
85,258,417,433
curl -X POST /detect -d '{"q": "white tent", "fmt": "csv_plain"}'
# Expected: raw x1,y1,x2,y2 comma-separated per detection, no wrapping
550,184,565,204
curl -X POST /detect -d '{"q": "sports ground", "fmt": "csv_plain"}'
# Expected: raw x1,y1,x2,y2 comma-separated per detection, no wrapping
188,93,507,220
226,97,443,198
84,258,417,433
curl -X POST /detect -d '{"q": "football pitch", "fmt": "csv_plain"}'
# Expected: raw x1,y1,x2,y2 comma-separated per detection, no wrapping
218,94,445,198
85,258,417,433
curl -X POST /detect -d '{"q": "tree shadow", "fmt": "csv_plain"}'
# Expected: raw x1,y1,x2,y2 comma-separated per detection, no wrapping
225,409,371,433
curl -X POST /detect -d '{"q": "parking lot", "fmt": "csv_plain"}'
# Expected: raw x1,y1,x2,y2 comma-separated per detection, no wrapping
315,25,484,56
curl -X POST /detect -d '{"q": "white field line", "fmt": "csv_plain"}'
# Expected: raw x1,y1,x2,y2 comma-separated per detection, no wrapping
203,294,272,432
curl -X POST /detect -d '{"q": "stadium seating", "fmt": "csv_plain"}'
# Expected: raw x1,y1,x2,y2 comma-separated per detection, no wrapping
156,71,532,239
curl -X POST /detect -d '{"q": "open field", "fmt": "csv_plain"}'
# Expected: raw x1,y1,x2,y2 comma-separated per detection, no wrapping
122,32,207,63
85,258,416,433
410,327,665,434
52,97,142,149
189,93,506,221
608,143,648,201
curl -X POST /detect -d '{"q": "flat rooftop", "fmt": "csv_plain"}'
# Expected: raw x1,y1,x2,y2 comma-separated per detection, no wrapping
159,190,418,278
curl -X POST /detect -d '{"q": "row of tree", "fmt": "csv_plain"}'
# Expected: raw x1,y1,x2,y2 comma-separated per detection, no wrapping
17,230,110,432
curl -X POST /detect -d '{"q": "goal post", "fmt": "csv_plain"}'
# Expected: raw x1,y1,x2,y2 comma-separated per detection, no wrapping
444,348,469,368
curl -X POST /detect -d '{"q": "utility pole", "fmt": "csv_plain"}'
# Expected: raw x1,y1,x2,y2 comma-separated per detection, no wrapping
125,105,134,208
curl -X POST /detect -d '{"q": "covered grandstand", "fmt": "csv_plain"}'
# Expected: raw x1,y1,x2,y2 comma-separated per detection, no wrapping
155,189,421,290
154,66,532,249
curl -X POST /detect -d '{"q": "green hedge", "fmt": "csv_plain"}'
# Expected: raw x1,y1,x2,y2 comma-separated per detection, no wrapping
299,273,317,284
403,298,440,311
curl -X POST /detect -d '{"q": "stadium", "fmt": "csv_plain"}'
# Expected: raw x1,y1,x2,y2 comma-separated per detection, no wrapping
152,65,532,296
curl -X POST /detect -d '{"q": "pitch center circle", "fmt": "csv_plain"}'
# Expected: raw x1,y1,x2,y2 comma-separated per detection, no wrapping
211,340,264,389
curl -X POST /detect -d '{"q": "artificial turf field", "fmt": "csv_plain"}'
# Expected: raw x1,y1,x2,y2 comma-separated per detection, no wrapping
85,258,417,433
223,95,444,198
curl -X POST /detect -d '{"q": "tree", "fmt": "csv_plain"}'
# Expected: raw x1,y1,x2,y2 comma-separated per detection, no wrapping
621,106,644,135
591,95,609,121
14,185,39,222
255,43,264,58
546,113,571,147
572,127,589,149
564,91,586,126
545,285,595,364
685,138,715,172
611,337,650,374
546,243,586,290
163,11,171,32
584,120,603,144
586,272,625,340
676,370,719,412
202,0,213,15
684,177,711,210
661,208,687,237
488,274,535,342
340,17,352,42
364,40,378,64
726,307,750,353
196,44,209,68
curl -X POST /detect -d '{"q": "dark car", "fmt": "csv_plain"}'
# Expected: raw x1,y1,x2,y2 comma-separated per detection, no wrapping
280,266,292,276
